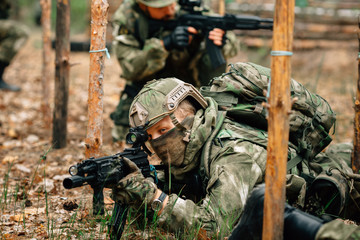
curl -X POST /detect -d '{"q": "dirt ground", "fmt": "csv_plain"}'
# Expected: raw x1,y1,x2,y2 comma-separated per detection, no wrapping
0,27,358,239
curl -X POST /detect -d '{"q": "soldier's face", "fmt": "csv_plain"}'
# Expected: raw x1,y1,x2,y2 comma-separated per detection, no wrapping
146,116,175,140
146,2,176,20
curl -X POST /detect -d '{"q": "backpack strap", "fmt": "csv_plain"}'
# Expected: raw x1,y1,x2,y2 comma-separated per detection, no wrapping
201,111,227,177
287,155,304,172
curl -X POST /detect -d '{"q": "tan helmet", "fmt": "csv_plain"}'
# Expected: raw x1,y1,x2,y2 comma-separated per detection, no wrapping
136,0,176,8
129,78,208,129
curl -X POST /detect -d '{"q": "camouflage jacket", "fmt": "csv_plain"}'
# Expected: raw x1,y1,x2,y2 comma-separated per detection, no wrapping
316,219,360,240
111,0,239,87
156,98,356,238
157,98,269,237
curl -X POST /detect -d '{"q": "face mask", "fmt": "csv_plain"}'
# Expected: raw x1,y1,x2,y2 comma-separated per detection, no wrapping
149,117,194,167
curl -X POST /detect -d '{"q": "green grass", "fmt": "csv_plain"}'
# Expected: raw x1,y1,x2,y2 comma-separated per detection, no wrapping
13,0,90,34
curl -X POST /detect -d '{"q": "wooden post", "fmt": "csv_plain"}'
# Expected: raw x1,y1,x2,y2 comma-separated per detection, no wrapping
262,0,295,239
85,0,109,159
52,0,70,149
40,0,52,128
352,16,360,174
219,0,225,15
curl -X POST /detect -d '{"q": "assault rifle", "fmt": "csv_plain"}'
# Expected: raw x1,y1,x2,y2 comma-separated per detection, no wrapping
148,0,273,69
63,126,152,240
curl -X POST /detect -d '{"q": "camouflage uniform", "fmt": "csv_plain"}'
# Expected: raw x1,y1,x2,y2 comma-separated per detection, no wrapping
110,0,239,140
112,77,360,238
0,19,29,63
0,0,29,91
316,220,360,240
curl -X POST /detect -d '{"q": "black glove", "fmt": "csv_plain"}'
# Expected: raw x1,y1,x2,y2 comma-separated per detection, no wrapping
163,26,191,50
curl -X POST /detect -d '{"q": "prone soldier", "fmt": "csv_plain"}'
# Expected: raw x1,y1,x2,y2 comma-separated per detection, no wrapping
111,75,360,238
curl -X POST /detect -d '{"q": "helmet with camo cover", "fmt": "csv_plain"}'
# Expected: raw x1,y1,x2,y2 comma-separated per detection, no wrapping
129,78,208,129
136,0,176,8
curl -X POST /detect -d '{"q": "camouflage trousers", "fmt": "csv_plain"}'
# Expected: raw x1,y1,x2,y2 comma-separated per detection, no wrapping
316,219,360,240
0,19,29,63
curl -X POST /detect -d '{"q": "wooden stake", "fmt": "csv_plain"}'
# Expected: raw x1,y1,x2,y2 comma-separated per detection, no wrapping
352,16,360,174
85,0,109,159
52,0,70,149
262,0,295,239
219,0,225,15
40,0,52,129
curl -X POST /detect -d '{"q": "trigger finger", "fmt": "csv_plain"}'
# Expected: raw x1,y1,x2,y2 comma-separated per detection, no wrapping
187,26,198,35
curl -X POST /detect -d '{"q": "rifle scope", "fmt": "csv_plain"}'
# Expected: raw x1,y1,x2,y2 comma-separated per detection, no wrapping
179,0,201,8
126,127,148,146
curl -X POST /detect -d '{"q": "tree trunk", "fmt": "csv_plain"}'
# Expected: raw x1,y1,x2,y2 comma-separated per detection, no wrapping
85,0,109,159
40,0,52,129
262,0,295,239
53,0,70,149
352,18,360,174
219,0,225,15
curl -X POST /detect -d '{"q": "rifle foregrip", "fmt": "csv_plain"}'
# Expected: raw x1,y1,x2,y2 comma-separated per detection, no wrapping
206,37,226,69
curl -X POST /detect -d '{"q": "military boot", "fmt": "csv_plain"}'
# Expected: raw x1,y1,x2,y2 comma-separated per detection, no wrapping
0,61,20,92
228,184,326,240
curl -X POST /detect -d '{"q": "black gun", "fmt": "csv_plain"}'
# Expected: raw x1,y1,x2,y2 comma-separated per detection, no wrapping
149,0,273,69
63,125,151,240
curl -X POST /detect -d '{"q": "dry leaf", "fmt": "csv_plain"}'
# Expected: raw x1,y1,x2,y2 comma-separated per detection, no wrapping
1,155,18,164
25,207,45,215
7,128,18,139
2,233,17,240
9,214,25,222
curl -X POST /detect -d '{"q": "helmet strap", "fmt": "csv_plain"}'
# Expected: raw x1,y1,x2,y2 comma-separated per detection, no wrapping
169,113,193,142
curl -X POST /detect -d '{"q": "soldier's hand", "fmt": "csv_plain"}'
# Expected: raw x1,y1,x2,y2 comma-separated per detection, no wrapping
162,26,197,50
208,28,226,46
111,158,157,208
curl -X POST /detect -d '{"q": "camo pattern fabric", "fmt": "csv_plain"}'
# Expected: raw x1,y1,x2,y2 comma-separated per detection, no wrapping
153,99,357,238
315,219,360,240
0,19,29,63
111,158,157,208
157,98,268,238
0,0,29,63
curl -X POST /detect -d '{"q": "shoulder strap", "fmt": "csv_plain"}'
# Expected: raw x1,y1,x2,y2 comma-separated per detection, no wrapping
287,155,303,172
201,111,227,177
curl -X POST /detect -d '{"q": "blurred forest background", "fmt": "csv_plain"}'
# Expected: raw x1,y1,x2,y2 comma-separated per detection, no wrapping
0,0,359,238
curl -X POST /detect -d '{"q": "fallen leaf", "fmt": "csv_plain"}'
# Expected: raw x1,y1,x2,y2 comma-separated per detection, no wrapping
25,207,45,215
1,155,18,164
15,164,31,173
7,128,18,139
2,233,17,240
10,214,25,222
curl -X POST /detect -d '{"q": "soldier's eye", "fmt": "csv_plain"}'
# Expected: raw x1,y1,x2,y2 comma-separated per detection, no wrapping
159,128,168,134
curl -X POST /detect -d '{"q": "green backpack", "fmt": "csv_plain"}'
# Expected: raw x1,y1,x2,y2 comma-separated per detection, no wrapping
200,62,336,161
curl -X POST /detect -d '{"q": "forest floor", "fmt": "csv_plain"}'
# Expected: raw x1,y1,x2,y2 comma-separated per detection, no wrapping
0,27,358,239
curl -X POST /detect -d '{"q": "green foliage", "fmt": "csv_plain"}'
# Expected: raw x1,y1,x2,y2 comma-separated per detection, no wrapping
15,0,90,34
